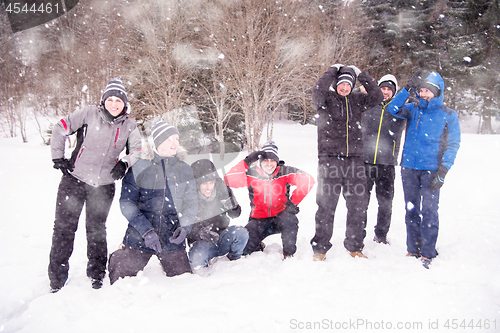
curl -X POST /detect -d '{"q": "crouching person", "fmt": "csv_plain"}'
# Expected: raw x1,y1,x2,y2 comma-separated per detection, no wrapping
108,121,197,284
224,141,315,259
187,159,248,270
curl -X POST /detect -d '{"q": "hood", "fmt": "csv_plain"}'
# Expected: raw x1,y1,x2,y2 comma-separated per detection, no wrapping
416,72,444,110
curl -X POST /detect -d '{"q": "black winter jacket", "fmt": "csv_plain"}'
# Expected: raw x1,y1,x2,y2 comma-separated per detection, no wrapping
120,153,198,253
362,100,406,165
313,67,383,158
187,177,241,245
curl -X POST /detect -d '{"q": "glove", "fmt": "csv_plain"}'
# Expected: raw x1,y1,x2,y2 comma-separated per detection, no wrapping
285,201,300,215
143,229,162,253
221,197,236,211
405,69,427,92
347,65,361,76
199,224,220,244
406,96,420,108
110,160,128,180
169,227,188,244
330,63,344,71
53,158,72,175
244,151,261,166
429,165,448,191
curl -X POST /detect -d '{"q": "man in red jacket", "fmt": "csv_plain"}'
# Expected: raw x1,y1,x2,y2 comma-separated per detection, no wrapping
224,141,315,259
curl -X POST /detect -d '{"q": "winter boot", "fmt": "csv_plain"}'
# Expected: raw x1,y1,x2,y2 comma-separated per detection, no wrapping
421,257,432,269
91,278,103,290
313,253,326,262
349,251,368,259
373,235,390,245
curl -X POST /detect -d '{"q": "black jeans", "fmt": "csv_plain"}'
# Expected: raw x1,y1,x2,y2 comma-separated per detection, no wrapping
48,174,115,289
243,210,299,256
311,156,369,253
365,163,395,239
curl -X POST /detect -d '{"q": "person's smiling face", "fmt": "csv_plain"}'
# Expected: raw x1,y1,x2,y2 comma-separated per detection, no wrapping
336,82,352,97
104,96,125,116
261,158,278,175
156,134,179,157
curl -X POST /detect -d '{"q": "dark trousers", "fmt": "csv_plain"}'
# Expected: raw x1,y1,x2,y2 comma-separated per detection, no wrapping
108,246,192,285
365,164,395,239
243,210,299,256
311,156,369,253
48,174,115,290
401,168,440,259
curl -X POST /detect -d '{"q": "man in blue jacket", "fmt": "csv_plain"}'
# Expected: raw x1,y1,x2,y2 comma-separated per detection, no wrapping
387,70,461,269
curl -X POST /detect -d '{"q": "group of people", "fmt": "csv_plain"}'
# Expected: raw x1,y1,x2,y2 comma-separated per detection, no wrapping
48,64,461,291
311,65,460,269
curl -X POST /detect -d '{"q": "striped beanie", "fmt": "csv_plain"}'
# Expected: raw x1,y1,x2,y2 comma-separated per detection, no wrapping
336,66,356,88
260,141,279,163
101,78,128,105
151,121,179,148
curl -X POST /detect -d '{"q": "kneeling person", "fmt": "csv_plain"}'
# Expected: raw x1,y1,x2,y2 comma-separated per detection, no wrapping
108,122,197,284
224,141,315,259
188,159,248,270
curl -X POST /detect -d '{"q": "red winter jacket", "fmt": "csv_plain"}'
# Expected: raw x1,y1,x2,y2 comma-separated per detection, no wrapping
224,160,315,219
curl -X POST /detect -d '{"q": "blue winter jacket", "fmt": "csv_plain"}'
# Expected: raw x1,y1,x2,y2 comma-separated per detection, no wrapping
387,72,461,171
120,153,198,253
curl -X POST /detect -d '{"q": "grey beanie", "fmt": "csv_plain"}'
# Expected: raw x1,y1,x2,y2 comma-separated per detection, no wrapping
151,121,179,148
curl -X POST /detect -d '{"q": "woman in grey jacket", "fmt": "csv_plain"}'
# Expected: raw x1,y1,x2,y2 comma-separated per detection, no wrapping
48,78,142,292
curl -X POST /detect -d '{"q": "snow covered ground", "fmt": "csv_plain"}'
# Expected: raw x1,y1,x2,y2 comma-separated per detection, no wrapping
1,120,499,333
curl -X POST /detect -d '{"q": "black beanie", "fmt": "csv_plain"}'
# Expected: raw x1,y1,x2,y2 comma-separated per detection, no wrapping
379,81,396,96
151,121,179,148
191,159,219,185
260,141,279,164
101,78,128,105
336,66,356,88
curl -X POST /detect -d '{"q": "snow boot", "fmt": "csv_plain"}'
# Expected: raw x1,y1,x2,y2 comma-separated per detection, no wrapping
349,251,368,259
421,257,432,269
313,253,326,262
373,235,390,245
406,252,421,259
91,278,103,290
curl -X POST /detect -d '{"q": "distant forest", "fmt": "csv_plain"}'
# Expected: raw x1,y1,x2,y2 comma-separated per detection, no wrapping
1,0,499,150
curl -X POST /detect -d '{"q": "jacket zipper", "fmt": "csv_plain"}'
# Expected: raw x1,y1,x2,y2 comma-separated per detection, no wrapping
373,102,387,164
268,179,273,217
345,96,349,157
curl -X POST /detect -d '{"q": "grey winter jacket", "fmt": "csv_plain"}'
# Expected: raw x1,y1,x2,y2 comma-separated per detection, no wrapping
51,105,142,186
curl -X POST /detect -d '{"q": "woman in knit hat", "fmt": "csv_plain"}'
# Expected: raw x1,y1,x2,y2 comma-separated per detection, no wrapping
108,121,197,284
187,159,248,270
49,78,142,292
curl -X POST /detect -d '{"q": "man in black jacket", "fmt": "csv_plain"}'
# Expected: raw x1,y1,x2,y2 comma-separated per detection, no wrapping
362,74,406,245
187,159,247,270
311,64,383,261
